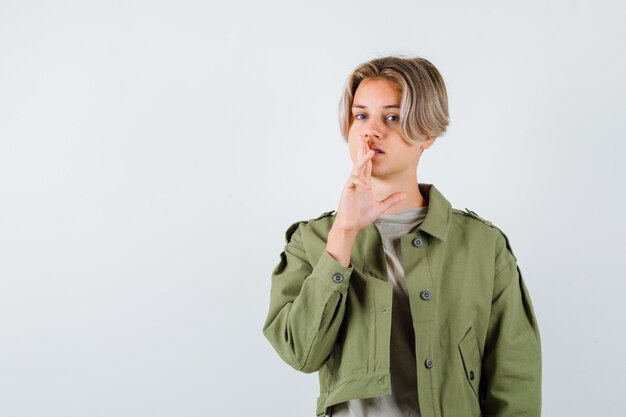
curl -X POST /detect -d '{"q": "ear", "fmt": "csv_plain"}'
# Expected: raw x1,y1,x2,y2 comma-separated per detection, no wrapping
421,136,437,150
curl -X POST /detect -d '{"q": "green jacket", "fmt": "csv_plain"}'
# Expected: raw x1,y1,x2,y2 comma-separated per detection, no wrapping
262,183,541,417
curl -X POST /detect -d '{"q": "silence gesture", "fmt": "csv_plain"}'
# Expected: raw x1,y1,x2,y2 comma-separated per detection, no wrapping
333,136,407,234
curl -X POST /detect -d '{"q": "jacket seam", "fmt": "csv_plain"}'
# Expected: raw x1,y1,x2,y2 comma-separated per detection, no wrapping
298,285,334,371
422,239,442,417
494,257,516,278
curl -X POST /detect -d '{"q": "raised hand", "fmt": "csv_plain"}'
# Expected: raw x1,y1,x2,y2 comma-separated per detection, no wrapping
333,136,407,234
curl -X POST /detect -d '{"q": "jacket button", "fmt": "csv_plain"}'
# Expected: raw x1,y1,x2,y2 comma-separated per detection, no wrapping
411,237,423,247
331,273,344,283
424,359,434,369
420,290,432,301
470,370,475,380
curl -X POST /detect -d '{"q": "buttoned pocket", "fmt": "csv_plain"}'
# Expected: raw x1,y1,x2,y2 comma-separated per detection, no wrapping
458,326,482,400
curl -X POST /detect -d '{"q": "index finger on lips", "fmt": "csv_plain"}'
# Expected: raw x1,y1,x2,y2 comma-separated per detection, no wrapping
353,146,373,176
363,137,373,178
358,136,366,161
353,137,364,173
361,136,368,158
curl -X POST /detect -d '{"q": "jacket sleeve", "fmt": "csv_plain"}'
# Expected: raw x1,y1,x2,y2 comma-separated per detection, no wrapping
481,232,542,417
262,221,354,374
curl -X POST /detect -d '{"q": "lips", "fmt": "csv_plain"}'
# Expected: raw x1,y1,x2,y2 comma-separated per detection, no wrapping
369,144,385,159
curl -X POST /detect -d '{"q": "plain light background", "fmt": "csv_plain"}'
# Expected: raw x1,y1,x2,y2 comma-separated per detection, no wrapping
1,0,624,416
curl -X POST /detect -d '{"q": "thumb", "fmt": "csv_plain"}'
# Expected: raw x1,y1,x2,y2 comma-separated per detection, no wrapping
379,192,407,212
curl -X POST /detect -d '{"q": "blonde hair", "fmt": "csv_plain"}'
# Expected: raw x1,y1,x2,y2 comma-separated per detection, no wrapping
338,55,450,145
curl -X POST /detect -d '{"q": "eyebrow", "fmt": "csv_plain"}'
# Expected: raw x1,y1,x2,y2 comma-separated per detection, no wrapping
352,104,400,109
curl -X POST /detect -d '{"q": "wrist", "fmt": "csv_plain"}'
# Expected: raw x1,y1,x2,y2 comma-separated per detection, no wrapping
329,223,359,239
326,226,358,268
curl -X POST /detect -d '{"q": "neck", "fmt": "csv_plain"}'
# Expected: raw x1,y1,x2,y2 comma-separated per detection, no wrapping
372,173,427,216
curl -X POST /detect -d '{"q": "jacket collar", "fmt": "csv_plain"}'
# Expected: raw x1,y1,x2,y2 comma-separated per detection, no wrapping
354,182,452,277
361,182,451,242
415,182,452,241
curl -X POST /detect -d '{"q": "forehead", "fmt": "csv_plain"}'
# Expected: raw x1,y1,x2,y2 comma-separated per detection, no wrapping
353,78,401,107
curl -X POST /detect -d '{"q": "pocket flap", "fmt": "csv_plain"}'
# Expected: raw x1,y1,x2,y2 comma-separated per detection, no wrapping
458,326,481,398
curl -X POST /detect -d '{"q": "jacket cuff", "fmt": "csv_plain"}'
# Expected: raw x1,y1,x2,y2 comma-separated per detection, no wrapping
313,249,353,292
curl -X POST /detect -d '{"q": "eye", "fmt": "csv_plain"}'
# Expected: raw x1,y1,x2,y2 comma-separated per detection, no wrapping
386,115,399,122
354,114,365,120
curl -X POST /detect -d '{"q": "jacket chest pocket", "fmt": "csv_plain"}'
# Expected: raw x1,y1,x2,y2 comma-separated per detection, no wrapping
458,326,482,401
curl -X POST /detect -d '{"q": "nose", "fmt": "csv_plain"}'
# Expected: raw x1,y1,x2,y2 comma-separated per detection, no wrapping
361,118,385,142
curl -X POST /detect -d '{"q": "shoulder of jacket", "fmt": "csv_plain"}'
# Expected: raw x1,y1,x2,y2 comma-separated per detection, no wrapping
283,209,336,243
452,207,493,226
314,209,336,220
453,207,518,259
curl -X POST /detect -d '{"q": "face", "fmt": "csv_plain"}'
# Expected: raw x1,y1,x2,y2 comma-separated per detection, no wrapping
348,78,428,179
